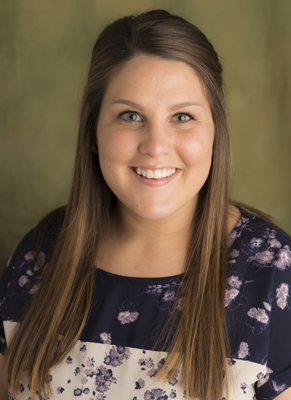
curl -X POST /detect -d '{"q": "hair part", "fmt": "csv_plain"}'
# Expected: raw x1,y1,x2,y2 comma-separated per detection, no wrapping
4,10,230,400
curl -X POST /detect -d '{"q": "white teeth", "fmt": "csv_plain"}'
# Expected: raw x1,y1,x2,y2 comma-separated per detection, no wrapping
153,170,162,179
146,170,154,178
134,168,176,179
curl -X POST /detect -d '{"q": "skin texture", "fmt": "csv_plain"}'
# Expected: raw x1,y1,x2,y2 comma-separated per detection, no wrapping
97,54,214,224
95,54,216,277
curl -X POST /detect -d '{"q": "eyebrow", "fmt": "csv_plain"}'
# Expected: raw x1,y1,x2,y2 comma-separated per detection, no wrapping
111,99,202,111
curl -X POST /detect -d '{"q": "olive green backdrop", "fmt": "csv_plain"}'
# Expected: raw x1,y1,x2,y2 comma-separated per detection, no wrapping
1,0,291,274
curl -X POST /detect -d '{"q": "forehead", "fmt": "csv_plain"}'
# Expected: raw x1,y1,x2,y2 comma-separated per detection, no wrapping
101,54,209,109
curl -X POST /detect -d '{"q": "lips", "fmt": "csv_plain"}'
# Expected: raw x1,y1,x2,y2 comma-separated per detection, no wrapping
133,167,177,179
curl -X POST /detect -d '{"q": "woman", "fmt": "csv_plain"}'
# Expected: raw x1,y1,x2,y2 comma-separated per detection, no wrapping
1,9,291,400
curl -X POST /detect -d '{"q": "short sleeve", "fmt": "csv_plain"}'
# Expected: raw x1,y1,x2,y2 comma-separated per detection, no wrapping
0,228,43,355
255,237,291,399
0,254,13,354
0,210,64,356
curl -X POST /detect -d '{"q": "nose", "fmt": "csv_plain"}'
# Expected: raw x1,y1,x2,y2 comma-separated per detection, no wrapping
138,122,172,158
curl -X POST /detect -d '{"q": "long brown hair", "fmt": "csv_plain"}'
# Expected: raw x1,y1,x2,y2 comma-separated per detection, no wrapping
4,10,230,400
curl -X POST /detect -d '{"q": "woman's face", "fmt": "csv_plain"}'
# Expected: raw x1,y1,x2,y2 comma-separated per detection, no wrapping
96,54,214,222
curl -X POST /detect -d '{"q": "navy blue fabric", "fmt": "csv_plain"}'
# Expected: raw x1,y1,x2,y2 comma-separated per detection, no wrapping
1,208,291,399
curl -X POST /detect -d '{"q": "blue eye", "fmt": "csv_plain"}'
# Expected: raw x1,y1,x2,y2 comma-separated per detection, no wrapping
173,113,194,122
119,111,142,122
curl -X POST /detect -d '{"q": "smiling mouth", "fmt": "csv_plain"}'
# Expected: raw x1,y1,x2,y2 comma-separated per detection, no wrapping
132,167,177,179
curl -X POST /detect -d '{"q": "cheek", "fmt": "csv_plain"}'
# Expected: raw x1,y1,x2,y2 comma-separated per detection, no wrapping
97,127,136,169
179,133,213,167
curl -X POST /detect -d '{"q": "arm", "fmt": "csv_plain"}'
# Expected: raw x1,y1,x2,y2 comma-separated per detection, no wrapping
275,387,291,399
0,353,8,400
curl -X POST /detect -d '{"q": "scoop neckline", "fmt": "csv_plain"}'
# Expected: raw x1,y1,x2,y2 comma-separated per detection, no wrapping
94,206,249,283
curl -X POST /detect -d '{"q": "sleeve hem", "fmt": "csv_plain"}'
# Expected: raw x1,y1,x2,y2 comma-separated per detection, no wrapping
256,368,291,399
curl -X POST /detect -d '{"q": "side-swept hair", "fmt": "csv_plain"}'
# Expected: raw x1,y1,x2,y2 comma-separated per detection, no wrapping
4,10,230,400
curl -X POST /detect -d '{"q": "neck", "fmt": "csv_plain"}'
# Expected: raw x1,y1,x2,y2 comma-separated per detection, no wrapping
96,203,195,277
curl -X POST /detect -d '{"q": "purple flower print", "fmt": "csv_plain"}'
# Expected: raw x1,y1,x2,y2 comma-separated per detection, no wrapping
57,387,64,394
229,248,239,257
247,308,269,324
23,251,34,261
28,280,41,294
104,346,130,367
247,307,269,334
228,249,239,264
138,358,155,369
100,332,112,344
241,236,267,256
240,382,247,394
225,288,239,307
135,378,145,389
18,275,29,287
80,344,86,352
146,279,180,297
228,230,239,247
95,366,117,393
144,388,167,400
146,284,163,296
263,301,271,312
236,216,250,229
273,246,291,271
24,251,46,267
118,300,139,324
276,283,289,309
66,356,73,365
169,389,177,398
168,369,179,386
118,310,139,324
247,250,274,267
227,275,242,289
272,380,286,394
228,216,251,247
269,239,282,249
249,238,264,249
162,290,175,302
147,367,159,377
74,388,82,396
84,369,95,378
81,376,88,384
145,279,180,310
137,357,165,379
256,364,273,389
157,290,177,311
74,367,81,376
238,342,249,359
225,275,251,310
86,357,95,368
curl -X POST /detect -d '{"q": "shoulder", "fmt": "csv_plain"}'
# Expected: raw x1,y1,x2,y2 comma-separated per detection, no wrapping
226,208,291,313
229,207,291,270
0,208,65,320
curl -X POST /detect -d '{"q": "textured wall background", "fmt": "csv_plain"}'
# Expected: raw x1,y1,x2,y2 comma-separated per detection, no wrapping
1,0,291,274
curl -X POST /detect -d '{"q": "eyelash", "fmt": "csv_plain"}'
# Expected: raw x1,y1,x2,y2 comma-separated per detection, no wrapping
117,110,195,123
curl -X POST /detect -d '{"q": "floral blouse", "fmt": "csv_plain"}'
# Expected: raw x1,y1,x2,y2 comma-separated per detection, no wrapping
1,208,291,400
